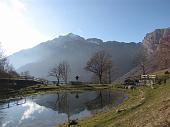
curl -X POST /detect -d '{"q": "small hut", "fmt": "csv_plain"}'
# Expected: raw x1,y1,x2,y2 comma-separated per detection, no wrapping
140,75,157,86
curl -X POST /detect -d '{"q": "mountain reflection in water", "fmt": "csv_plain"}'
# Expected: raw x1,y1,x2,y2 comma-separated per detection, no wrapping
0,89,127,127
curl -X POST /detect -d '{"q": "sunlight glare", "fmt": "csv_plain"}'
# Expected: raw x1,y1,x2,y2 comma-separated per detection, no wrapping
0,0,47,55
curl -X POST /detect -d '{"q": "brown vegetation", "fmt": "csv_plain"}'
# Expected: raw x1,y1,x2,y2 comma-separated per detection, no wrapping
49,61,71,84
85,50,115,84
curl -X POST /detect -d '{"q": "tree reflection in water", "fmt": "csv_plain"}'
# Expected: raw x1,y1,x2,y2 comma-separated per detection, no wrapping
0,90,127,127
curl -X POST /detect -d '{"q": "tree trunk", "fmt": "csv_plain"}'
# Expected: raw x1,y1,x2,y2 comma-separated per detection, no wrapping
99,91,103,107
141,64,146,75
108,70,111,84
99,74,102,84
57,78,60,86
142,67,145,75
64,77,67,84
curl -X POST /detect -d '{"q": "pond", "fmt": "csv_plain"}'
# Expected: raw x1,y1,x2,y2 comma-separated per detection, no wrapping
0,89,127,127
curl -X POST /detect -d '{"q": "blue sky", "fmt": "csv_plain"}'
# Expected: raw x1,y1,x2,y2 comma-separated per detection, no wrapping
0,0,170,54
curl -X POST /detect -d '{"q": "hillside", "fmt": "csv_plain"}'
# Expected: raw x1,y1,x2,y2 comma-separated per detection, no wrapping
115,27,170,83
8,33,140,81
59,72,170,127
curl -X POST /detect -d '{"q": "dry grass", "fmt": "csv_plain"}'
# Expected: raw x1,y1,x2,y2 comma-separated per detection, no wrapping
57,79,170,127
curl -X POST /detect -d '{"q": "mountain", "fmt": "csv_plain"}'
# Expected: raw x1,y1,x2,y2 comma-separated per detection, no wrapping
115,27,170,82
143,28,169,54
8,33,141,82
143,28,170,71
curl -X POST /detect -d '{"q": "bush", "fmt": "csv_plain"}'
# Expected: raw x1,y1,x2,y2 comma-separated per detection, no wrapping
115,84,125,89
164,71,170,75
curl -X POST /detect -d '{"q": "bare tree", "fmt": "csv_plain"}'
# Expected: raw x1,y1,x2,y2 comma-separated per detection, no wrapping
0,57,7,72
5,63,18,77
49,64,62,85
49,61,71,85
105,62,116,83
60,61,71,84
85,50,114,84
0,43,18,78
0,43,7,72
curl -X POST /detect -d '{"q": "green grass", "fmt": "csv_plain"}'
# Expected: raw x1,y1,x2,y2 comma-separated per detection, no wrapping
57,86,143,127
1,77,170,127
112,79,170,127
57,79,170,127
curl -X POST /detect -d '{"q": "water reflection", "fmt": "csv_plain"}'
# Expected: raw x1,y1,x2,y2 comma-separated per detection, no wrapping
0,90,127,127
20,101,46,121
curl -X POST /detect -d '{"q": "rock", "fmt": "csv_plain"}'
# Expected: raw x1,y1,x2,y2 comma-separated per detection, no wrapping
69,119,78,126
116,108,127,113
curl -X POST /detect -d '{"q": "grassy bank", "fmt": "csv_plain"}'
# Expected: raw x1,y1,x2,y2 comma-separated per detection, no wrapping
58,79,170,127
57,84,143,127
0,84,113,100
1,78,170,127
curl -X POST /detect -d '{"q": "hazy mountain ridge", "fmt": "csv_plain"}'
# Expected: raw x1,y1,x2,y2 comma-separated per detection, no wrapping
9,27,170,82
8,33,140,81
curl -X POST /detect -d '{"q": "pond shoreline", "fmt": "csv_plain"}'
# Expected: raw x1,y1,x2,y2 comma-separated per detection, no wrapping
0,84,116,100
58,80,170,127
0,86,127,127
57,86,143,127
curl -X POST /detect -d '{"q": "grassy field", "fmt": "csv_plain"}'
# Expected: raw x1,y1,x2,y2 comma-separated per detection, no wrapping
58,79,170,127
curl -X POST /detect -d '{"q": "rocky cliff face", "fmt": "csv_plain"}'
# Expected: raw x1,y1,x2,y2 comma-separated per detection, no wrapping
115,28,170,83
143,28,170,54
140,28,170,73
143,28,170,70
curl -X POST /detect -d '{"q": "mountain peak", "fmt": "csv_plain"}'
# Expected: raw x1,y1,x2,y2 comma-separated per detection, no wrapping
58,33,85,41
67,33,79,37
66,33,83,39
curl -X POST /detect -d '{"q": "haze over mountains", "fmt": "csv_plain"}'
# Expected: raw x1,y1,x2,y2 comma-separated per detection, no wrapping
8,27,170,82
8,33,141,81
